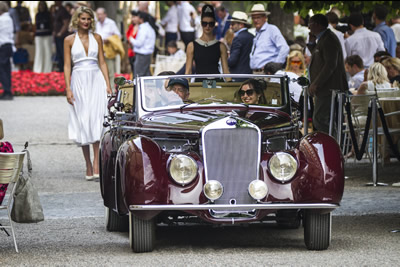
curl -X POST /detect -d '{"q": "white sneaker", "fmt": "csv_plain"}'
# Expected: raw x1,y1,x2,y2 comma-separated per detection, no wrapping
392,182,400,187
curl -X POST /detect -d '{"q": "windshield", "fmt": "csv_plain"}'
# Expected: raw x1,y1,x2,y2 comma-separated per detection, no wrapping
140,75,287,111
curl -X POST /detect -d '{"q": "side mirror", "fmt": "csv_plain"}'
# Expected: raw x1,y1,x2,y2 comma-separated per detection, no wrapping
114,76,126,86
297,77,310,87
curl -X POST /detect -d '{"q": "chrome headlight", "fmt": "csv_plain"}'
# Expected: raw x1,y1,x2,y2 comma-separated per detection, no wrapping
168,154,198,185
248,180,268,200
269,152,298,182
203,180,223,201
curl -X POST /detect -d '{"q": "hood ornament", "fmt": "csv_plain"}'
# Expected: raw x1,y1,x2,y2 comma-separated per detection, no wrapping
226,118,237,126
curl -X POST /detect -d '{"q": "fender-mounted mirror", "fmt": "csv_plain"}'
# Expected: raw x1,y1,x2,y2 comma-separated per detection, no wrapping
114,76,127,86
297,76,310,87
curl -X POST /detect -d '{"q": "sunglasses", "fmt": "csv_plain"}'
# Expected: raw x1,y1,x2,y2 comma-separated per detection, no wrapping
201,21,216,27
291,60,302,65
238,89,255,97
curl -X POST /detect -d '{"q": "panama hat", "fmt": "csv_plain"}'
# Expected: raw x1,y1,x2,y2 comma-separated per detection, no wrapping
248,4,271,16
228,11,251,25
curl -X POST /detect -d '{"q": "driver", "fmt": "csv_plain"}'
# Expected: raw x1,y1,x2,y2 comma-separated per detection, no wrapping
167,78,190,101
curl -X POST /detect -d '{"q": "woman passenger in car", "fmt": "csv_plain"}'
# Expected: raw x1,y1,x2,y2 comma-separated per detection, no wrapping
235,79,267,105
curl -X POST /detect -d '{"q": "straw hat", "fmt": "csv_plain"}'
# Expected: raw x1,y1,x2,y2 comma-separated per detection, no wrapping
248,4,271,16
228,11,251,25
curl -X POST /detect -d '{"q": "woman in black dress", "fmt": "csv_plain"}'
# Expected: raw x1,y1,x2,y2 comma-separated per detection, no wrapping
185,4,230,79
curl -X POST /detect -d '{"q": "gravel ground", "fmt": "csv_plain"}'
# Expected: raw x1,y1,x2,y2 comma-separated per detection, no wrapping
0,215,399,266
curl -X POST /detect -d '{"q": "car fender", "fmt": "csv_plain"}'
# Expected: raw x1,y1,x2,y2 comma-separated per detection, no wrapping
116,135,168,219
296,131,345,203
100,130,115,208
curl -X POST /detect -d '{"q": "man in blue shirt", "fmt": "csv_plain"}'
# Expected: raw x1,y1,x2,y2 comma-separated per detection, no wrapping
373,5,396,57
248,4,289,74
227,11,253,81
215,6,231,42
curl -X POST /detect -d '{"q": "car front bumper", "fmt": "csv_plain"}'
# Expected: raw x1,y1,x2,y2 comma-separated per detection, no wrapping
129,203,339,211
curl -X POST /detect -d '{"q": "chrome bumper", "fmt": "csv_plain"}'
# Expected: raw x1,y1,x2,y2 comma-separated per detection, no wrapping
129,203,339,211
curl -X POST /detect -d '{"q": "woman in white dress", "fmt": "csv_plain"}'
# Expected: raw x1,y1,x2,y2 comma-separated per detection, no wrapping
64,6,112,181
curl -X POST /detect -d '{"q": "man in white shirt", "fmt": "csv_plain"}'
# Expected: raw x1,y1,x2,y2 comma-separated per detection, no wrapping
0,2,15,100
96,7,121,86
391,17,400,43
345,12,385,68
326,11,346,59
345,55,365,90
161,1,178,47
177,1,196,50
129,11,156,77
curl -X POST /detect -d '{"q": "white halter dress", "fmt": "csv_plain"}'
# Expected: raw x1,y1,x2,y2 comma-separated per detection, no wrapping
68,32,108,146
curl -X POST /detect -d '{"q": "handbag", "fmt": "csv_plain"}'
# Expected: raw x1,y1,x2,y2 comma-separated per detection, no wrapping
11,149,44,223
12,48,29,64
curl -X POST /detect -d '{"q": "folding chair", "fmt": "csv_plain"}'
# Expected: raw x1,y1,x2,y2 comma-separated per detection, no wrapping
0,151,26,253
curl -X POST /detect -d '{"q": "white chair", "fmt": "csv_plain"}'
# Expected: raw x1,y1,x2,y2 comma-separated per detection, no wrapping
0,151,26,253
153,54,186,76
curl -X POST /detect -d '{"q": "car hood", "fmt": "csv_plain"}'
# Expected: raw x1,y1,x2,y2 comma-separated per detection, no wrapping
140,108,292,132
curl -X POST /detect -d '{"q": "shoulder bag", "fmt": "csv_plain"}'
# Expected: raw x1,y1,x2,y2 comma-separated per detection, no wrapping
11,149,44,223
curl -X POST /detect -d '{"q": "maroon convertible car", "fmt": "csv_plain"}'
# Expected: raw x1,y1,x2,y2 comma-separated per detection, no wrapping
100,74,344,253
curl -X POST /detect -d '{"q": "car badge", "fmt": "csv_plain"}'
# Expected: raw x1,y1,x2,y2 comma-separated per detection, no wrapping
226,118,237,126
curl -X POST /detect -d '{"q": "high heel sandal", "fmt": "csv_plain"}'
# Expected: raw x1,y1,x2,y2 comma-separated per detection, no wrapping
85,175,95,181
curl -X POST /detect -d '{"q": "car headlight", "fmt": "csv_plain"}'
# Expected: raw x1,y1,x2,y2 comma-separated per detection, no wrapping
169,154,198,185
248,180,268,200
269,152,298,182
203,180,223,201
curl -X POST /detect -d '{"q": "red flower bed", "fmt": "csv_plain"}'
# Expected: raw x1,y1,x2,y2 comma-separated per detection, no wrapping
0,70,131,96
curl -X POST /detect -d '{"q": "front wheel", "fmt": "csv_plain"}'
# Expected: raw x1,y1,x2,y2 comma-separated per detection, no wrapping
304,211,331,250
129,212,156,253
105,207,129,232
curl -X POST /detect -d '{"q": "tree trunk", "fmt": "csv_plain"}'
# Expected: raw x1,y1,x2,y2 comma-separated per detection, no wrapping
93,1,117,21
267,2,294,42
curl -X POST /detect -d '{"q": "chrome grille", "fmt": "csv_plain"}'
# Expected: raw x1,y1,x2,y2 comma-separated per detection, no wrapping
203,127,260,205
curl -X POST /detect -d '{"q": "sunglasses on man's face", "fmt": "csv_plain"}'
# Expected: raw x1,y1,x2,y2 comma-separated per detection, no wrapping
238,89,255,97
201,21,216,27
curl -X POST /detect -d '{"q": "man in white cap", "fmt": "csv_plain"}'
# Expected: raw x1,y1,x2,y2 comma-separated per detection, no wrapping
228,11,253,81
248,4,289,74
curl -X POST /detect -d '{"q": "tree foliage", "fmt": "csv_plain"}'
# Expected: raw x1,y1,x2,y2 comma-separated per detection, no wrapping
251,1,400,18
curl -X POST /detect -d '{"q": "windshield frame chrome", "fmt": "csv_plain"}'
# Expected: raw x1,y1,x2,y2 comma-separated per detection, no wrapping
137,74,290,119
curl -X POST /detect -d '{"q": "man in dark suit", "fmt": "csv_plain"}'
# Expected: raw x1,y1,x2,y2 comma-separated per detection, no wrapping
307,14,348,134
228,11,253,82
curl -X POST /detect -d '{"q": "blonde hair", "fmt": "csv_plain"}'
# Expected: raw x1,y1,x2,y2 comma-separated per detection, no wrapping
69,6,96,31
367,63,389,85
285,50,305,74
381,57,400,72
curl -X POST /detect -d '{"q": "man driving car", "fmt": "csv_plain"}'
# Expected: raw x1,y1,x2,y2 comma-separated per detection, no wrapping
167,78,190,101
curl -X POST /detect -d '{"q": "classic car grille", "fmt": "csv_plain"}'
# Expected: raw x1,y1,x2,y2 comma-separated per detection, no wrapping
203,128,260,206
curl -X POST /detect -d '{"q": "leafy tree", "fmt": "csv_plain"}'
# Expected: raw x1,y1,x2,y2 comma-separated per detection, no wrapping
261,1,400,18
